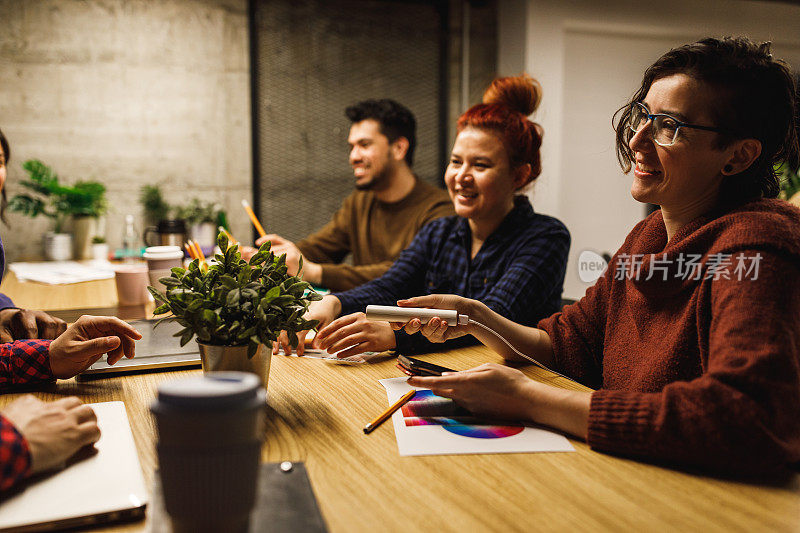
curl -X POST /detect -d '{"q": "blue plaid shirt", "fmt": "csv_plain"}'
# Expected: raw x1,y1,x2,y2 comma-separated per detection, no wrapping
335,196,570,354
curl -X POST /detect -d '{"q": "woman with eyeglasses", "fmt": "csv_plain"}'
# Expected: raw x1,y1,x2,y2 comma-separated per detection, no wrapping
396,37,800,476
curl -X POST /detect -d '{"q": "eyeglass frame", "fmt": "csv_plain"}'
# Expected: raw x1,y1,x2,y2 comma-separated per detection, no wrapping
628,102,729,146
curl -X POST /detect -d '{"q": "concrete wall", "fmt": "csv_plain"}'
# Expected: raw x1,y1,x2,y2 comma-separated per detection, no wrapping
0,0,251,261
499,0,800,299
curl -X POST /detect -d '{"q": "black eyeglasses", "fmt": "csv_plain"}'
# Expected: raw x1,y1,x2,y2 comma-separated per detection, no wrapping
628,102,727,146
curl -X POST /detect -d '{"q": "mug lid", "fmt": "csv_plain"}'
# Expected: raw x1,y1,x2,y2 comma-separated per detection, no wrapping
143,246,185,260
156,372,262,408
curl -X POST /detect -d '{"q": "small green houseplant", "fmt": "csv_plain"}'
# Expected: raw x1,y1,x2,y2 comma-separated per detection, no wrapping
9,159,107,233
176,198,222,248
139,184,172,227
149,233,321,371
9,159,107,260
175,198,219,226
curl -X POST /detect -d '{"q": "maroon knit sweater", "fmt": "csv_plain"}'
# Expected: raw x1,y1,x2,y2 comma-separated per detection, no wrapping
539,198,800,474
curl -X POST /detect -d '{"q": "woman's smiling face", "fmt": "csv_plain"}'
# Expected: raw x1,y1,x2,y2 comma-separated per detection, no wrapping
628,74,733,212
444,127,519,225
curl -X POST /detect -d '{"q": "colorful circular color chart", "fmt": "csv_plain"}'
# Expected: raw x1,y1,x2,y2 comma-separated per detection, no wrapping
442,425,524,439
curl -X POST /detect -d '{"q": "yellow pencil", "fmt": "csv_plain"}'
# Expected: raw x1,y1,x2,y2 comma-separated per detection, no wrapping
184,242,196,259
191,240,205,263
363,390,416,434
241,199,266,238
219,226,238,245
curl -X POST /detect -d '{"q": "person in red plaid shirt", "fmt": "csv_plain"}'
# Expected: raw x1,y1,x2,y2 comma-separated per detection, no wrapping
0,128,143,491
0,315,141,491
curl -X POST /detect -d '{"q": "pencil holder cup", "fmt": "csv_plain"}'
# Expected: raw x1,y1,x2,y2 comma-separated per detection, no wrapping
151,372,265,533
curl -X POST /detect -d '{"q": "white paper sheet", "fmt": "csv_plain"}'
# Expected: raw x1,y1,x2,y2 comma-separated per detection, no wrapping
379,377,575,456
9,261,115,284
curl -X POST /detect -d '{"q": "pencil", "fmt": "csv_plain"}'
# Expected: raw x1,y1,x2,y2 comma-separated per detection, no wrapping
219,226,238,245
241,199,266,238
189,240,205,264
363,390,416,434
184,242,196,259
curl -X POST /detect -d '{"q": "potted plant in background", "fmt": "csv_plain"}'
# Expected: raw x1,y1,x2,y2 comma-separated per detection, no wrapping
140,184,187,248
91,235,109,262
69,180,107,259
176,198,220,249
8,159,107,261
778,162,800,208
149,233,321,386
140,184,171,228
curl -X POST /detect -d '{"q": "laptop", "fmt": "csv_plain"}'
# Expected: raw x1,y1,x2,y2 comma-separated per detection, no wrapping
78,319,201,381
0,402,148,532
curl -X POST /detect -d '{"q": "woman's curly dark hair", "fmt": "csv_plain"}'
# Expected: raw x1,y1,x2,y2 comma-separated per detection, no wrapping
613,37,799,203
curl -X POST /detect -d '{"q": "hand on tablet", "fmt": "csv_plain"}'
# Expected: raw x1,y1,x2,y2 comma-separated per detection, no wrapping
1,395,100,474
48,316,142,379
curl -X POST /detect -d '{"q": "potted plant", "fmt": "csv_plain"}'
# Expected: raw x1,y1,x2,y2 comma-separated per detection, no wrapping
176,198,220,249
70,181,107,259
8,160,107,261
778,162,800,208
91,235,109,262
140,184,186,247
140,184,171,228
148,233,322,386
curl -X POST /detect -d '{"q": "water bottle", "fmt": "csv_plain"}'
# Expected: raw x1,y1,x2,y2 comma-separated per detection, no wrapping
122,214,139,262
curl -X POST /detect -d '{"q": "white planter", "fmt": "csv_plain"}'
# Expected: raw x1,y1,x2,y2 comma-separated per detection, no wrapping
92,243,110,261
43,232,73,261
190,222,217,249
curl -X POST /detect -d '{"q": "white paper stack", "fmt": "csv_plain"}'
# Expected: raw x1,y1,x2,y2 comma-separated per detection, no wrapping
9,261,115,284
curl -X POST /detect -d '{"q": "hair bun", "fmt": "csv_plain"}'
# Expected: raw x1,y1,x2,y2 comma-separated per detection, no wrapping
482,74,542,116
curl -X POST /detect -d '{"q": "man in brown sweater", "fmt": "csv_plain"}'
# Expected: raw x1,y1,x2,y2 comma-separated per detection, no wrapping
248,99,453,291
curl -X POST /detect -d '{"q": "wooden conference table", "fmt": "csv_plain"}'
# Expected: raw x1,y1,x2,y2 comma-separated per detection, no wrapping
0,270,798,532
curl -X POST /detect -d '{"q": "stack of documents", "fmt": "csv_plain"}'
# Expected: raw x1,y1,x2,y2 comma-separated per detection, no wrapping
10,261,115,284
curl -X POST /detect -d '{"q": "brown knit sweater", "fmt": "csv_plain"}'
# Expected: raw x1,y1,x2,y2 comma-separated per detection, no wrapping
539,199,800,474
296,179,454,291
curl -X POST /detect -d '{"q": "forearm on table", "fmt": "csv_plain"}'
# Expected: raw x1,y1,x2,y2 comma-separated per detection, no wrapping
523,382,591,440
466,302,556,367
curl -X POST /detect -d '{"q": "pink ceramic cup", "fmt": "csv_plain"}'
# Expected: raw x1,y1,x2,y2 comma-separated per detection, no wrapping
114,264,150,306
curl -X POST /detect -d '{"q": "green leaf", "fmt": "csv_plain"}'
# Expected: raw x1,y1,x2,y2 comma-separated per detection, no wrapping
147,286,168,304
217,231,229,252
170,267,186,277
220,275,237,289
285,281,309,297
186,299,203,312
202,309,217,324
153,303,171,315
226,289,240,306
179,330,195,346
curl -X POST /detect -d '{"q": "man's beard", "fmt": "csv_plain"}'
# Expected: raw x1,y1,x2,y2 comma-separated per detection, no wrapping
354,164,390,191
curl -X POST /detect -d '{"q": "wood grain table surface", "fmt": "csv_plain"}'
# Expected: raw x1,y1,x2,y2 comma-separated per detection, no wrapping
0,270,798,532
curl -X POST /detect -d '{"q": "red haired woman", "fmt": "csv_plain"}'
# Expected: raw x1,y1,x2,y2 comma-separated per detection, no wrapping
279,75,570,357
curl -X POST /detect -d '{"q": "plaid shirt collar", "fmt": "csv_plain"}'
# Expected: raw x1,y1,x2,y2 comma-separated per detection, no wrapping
449,195,536,248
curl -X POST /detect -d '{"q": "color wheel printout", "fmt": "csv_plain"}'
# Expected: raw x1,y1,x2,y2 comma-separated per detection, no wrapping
379,377,575,456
